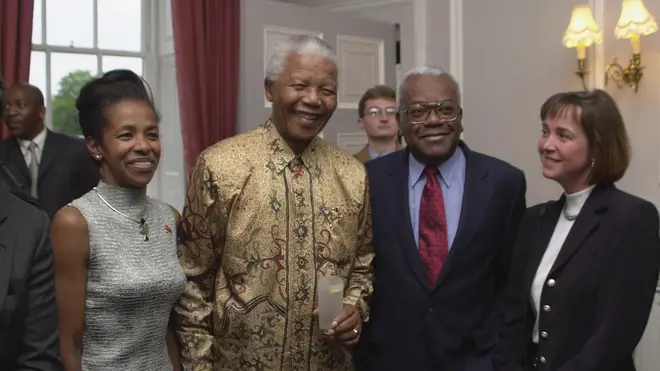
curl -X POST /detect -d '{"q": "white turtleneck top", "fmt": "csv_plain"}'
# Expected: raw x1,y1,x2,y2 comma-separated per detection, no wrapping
530,184,596,343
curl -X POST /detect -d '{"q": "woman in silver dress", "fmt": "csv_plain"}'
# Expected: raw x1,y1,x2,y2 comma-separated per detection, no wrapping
50,70,186,371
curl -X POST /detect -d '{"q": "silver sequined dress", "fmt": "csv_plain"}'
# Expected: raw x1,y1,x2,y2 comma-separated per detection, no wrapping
69,181,186,371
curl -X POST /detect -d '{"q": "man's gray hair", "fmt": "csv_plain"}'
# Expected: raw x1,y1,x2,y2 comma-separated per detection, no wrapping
265,35,338,83
396,66,461,107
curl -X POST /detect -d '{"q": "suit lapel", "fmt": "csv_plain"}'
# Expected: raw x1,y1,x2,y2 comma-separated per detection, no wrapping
38,130,60,179
522,184,611,291
0,198,16,309
433,143,492,290
548,184,610,275
523,200,563,293
387,149,427,288
3,138,29,182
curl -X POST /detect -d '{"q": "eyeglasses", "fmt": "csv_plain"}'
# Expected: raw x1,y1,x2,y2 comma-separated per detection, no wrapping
365,107,397,117
399,102,461,124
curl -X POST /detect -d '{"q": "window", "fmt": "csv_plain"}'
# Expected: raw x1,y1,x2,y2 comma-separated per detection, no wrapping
30,0,147,136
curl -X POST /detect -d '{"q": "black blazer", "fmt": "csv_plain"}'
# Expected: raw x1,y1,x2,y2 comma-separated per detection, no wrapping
0,190,63,370
495,184,660,371
0,130,100,219
356,144,527,371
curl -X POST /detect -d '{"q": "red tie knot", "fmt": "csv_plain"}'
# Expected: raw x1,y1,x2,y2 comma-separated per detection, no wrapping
424,166,439,179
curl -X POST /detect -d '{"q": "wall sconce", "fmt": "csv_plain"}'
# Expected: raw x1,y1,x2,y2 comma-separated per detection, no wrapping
563,5,603,90
605,0,657,92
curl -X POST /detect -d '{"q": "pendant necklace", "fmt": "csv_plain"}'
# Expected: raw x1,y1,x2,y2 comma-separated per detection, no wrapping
562,208,578,221
93,188,150,241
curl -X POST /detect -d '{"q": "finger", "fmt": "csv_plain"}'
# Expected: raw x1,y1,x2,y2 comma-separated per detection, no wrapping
312,308,319,316
331,304,354,326
343,333,360,346
335,327,361,344
331,305,357,329
334,311,360,334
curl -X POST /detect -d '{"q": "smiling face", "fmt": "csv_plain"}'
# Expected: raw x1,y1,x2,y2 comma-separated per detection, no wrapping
538,107,592,193
87,100,161,188
399,74,463,165
265,52,338,153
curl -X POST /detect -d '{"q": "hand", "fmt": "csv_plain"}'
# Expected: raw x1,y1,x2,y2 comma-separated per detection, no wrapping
314,304,362,346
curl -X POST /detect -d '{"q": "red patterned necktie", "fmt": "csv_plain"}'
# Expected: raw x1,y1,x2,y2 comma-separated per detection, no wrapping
419,166,449,288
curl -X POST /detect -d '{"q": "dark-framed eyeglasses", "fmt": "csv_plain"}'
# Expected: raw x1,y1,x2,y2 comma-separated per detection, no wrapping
398,102,461,124
365,107,397,117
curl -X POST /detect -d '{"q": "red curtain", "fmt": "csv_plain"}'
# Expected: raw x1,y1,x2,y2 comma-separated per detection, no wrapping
0,0,34,139
171,0,240,174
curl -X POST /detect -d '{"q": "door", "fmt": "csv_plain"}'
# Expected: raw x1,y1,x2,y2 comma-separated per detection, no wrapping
239,0,398,153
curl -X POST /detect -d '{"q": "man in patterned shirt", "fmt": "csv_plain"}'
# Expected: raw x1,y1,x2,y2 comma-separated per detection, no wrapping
175,35,374,370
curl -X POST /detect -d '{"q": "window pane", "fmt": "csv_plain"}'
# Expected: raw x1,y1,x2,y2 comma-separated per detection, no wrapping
46,0,93,48
102,56,143,76
32,0,42,44
50,53,97,136
98,0,142,52
29,51,47,107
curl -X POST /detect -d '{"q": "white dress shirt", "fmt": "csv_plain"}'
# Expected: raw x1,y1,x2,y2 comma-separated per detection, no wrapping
17,126,47,167
530,184,596,343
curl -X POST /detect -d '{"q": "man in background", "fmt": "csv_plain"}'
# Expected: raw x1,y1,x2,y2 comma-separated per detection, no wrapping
0,83,99,218
353,85,403,162
0,75,37,204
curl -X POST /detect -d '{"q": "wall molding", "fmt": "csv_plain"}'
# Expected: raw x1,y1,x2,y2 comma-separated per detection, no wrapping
412,0,427,65
589,0,605,90
449,0,464,138
449,0,463,94
318,0,410,12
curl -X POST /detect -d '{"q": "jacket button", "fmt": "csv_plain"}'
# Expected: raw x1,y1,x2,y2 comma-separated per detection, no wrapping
547,279,556,287
539,356,547,364
543,305,551,312
427,303,433,312
540,331,548,339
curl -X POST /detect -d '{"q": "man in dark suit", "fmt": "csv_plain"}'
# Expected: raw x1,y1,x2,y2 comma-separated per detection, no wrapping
355,67,526,371
0,188,63,370
1,83,99,218
0,74,39,205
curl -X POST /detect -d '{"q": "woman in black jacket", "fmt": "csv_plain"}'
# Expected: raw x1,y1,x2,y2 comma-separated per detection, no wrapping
495,89,660,371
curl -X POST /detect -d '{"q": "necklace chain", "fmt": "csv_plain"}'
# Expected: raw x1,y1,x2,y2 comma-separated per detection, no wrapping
93,188,150,241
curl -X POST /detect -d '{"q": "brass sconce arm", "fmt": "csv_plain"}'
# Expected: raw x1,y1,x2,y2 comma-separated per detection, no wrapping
575,59,589,91
605,53,643,92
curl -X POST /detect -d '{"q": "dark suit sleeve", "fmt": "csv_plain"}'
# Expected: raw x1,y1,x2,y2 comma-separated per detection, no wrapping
556,201,660,371
494,172,527,316
16,211,63,371
492,172,529,371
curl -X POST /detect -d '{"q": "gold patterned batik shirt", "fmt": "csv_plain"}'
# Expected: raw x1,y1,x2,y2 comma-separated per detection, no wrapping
174,120,374,371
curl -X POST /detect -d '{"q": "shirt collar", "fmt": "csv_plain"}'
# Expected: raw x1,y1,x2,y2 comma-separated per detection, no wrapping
17,126,47,150
261,119,319,174
409,146,464,188
368,144,397,160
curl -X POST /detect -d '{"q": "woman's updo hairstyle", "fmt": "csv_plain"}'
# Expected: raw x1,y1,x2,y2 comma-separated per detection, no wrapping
75,69,158,140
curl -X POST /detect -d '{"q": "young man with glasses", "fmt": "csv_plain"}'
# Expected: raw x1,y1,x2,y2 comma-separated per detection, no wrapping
355,67,527,371
354,85,403,162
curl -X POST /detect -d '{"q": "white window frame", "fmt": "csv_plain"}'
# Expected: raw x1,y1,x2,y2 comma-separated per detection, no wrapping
31,0,158,129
